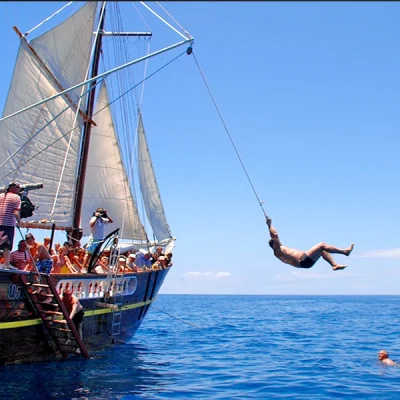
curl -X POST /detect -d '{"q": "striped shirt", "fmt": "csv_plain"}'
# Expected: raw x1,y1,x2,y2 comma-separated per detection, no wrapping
10,249,30,270
0,193,21,227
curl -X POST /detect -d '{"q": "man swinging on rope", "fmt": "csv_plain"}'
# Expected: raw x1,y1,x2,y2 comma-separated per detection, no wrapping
266,217,354,271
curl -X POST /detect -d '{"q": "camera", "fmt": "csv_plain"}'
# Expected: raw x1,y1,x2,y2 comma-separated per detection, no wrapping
0,182,44,219
19,183,44,193
95,208,107,218
0,182,43,194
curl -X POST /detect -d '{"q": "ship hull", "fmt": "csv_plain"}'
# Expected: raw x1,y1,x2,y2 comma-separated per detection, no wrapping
0,268,169,365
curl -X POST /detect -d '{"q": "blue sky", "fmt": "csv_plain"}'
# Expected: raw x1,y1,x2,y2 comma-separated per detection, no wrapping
1,2,400,295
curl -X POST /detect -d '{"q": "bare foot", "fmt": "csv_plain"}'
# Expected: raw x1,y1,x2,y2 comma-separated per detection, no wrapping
333,264,348,271
344,244,354,256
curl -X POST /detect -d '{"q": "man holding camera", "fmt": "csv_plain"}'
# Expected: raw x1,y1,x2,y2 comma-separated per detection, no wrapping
83,208,113,272
0,182,21,269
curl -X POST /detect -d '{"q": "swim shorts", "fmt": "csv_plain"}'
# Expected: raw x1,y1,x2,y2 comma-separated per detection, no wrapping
0,225,15,251
86,235,102,255
298,253,315,269
36,259,53,274
73,309,85,324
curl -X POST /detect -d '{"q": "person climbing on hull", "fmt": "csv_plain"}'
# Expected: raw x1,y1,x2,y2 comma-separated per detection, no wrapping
266,217,354,270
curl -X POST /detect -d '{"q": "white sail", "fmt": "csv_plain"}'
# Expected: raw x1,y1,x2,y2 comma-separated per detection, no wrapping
137,113,173,242
30,2,98,103
81,82,147,242
0,2,97,228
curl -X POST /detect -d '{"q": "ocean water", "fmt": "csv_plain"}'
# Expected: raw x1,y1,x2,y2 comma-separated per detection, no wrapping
1,295,400,399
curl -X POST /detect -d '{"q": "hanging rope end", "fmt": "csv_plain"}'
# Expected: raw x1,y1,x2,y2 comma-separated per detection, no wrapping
186,46,193,55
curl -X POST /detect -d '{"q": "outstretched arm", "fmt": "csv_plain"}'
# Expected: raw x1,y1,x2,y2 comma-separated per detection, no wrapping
266,217,280,241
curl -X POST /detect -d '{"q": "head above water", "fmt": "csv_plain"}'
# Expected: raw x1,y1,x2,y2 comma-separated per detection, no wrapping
378,350,389,360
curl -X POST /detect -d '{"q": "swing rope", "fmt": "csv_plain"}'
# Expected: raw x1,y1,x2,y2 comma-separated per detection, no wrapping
191,51,269,220
151,304,201,329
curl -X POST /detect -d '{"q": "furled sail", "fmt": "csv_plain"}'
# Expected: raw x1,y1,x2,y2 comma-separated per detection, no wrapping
81,82,147,242
0,2,97,228
137,112,173,243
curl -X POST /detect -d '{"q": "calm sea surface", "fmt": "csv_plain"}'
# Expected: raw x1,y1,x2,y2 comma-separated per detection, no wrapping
1,295,400,399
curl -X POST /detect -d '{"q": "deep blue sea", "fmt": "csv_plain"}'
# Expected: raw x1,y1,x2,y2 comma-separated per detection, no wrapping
1,295,400,399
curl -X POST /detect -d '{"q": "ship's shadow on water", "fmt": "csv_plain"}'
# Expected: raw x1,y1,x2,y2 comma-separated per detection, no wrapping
0,343,171,400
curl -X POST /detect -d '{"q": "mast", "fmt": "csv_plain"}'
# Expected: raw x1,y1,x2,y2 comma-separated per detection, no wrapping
71,2,106,243
69,2,154,244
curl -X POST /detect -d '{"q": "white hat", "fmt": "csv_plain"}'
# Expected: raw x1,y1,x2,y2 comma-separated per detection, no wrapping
128,254,136,258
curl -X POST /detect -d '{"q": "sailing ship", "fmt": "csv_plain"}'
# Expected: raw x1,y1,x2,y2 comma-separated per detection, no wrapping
0,1,193,364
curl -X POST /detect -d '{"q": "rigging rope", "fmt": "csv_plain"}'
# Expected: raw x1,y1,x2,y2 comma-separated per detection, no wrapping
139,2,189,41
107,2,137,239
24,1,74,37
151,304,201,329
52,2,107,220
191,51,269,220
0,49,187,182
155,2,193,39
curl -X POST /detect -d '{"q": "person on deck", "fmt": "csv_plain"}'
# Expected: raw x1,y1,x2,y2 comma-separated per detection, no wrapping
63,241,75,261
25,233,53,274
43,237,51,252
126,253,139,272
51,245,68,274
136,252,153,270
62,241,80,273
83,208,113,272
378,350,397,366
93,256,109,274
266,217,354,271
73,248,86,271
10,240,31,271
165,252,173,267
0,181,21,269
152,246,164,262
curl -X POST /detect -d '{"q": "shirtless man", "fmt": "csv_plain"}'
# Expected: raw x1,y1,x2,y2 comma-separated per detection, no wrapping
60,289,84,346
378,350,397,366
266,217,354,271
25,233,53,274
